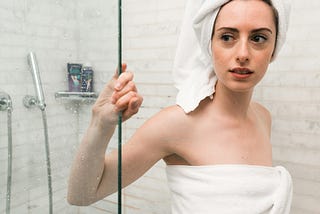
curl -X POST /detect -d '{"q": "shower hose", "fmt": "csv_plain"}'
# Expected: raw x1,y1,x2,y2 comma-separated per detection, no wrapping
26,51,53,213
6,108,12,214
23,98,53,213
40,109,53,214
0,93,13,214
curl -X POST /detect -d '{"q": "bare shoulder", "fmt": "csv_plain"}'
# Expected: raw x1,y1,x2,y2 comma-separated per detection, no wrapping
126,104,191,159
140,105,191,141
118,105,190,173
145,105,193,164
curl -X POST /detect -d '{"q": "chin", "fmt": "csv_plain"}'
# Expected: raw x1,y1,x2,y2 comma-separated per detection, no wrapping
226,82,257,93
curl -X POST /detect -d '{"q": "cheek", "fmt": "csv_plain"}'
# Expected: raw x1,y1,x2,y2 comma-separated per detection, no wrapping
257,50,274,68
211,52,226,80
212,46,226,68
255,56,270,80
212,54,222,74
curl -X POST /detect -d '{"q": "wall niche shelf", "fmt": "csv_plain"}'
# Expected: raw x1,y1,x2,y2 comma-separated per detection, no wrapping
55,91,98,104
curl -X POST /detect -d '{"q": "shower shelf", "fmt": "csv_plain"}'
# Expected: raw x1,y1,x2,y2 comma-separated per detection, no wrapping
55,91,98,104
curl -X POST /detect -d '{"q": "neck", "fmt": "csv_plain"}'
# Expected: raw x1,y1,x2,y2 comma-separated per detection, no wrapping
211,81,253,121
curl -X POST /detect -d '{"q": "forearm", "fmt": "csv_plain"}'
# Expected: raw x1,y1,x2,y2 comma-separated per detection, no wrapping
67,118,116,205
67,65,143,205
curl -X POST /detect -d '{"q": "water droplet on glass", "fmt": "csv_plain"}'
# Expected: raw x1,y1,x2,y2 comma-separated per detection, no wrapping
63,33,68,40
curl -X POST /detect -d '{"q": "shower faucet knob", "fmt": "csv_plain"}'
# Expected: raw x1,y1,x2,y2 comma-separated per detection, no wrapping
0,92,12,111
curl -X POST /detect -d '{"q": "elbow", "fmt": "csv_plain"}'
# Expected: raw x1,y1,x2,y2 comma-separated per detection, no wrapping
67,189,96,206
67,195,95,206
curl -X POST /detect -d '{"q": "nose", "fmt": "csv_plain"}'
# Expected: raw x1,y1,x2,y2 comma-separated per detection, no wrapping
236,39,250,65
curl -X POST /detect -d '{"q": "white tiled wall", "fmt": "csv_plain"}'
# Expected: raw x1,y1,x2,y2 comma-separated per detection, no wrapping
1,0,319,213
0,0,118,213
121,0,320,213
262,2,320,213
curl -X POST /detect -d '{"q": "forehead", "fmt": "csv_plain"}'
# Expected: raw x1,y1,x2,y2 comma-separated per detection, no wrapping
215,0,275,30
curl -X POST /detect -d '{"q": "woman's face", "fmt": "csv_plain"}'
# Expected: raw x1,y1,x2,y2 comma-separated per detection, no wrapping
211,0,276,93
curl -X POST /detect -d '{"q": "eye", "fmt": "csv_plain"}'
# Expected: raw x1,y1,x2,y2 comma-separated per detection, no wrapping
251,35,268,43
220,34,234,42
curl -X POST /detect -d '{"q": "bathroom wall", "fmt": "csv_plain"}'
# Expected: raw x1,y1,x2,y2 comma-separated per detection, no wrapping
258,1,320,213
0,0,319,214
117,0,320,213
0,0,118,213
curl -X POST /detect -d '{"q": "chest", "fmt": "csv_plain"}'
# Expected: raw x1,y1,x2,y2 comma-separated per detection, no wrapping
165,120,272,166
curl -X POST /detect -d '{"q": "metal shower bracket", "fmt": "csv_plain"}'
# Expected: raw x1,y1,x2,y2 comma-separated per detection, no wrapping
23,95,41,109
0,92,12,111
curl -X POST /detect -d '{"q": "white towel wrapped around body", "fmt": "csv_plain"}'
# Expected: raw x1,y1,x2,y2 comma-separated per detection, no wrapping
173,0,291,113
166,164,293,214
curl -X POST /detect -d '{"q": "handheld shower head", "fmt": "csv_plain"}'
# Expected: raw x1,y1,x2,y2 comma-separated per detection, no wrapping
27,52,46,110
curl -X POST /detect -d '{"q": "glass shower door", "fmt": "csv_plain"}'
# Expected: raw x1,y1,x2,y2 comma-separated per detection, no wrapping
0,0,119,213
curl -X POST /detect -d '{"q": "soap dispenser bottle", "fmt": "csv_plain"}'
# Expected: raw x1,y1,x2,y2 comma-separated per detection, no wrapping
81,63,94,92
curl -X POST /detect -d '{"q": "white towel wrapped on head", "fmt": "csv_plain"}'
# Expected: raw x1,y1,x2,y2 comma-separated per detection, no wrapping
166,164,293,214
173,0,291,113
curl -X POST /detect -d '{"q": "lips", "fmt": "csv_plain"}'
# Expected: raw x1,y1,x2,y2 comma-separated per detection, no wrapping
229,68,254,74
229,67,254,79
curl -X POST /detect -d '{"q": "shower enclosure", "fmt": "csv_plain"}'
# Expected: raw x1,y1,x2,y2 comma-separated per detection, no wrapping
0,0,172,213
0,1,125,213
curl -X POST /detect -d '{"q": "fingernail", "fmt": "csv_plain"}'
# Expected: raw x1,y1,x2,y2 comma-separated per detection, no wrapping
132,101,138,109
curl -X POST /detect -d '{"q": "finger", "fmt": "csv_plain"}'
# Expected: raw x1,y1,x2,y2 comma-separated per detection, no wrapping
128,95,143,113
98,63,129,102
114,71,134,91
114,91,138,112
122,96,143,121
111,80,137,103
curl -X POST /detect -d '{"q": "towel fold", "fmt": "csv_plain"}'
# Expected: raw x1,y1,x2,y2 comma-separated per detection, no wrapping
173,0,291,113
166,164,293,214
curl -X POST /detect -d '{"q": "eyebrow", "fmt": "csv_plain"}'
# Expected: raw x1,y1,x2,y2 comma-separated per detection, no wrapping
216,27,273,34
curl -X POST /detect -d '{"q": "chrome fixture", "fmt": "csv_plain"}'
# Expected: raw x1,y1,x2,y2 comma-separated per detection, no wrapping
0,91,13,214
26,52,46,110
23,52,53,214
0,92,12,111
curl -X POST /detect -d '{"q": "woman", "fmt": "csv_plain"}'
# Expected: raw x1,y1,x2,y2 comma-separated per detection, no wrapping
68,0,292,213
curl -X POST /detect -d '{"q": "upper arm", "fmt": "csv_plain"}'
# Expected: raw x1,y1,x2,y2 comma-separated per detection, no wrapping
95,106,182,199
